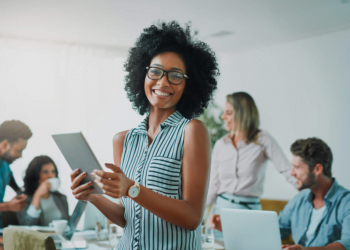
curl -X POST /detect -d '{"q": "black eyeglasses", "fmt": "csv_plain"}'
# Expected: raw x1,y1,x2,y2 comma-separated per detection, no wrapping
146,67,188,85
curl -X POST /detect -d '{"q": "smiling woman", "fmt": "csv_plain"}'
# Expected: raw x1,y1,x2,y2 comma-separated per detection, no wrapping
70,20,219,250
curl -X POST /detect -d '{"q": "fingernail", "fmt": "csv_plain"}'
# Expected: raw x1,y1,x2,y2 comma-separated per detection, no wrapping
89,181,93,184
75,169,79,172
83,172,86,176
93,169,96,173
94,179,98,183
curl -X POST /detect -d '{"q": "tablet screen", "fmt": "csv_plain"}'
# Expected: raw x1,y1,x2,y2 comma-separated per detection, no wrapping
52,132,103,194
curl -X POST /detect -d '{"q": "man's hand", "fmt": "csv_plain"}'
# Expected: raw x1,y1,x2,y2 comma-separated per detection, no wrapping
211,214,222,232
282,244,307,250
8,194,27,212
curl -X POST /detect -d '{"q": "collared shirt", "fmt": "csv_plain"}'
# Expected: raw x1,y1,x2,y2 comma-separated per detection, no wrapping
206,131,296,206
117,111,201,250
279,179,350,249
0,158,13,228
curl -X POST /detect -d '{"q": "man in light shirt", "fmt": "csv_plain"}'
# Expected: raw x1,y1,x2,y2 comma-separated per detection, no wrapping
212,137,350,250
0,120,32,228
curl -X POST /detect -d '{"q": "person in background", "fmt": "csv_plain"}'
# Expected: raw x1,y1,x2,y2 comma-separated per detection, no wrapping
70,21,219,250
212,138,350,250
17,156,69,226
207,92,296,241
0,120,32,228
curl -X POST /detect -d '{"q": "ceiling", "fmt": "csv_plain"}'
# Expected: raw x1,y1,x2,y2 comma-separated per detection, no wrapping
1,0,350,53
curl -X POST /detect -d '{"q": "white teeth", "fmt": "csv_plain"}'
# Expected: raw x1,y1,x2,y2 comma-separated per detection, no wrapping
154,90,171,96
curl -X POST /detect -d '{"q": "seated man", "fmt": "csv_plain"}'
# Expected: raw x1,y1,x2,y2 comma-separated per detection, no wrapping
211,137,350,250
0,120,33,228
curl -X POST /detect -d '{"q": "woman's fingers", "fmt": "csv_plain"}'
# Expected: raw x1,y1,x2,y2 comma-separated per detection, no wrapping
75,187,94,200
70,172,87,190
94,179,120,194
92,170,117,179
92,173,118,185
70,169,80,182
72,181,93,195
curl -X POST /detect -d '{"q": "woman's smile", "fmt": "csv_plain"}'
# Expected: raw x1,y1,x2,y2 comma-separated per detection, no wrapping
152,88,174,98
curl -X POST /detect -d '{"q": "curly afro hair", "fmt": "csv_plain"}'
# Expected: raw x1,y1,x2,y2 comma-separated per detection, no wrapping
124,21,220,119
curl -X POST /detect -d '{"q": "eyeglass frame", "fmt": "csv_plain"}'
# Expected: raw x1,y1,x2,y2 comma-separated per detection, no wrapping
146,66,189,85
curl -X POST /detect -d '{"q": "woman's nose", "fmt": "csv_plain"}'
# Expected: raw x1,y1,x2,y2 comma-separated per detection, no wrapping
157,73,170,86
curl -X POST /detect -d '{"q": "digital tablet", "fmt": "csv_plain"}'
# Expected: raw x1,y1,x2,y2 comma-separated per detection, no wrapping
52,132,103,194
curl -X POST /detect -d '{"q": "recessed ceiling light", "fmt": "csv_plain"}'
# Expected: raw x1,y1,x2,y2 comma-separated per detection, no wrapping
207,30,234,38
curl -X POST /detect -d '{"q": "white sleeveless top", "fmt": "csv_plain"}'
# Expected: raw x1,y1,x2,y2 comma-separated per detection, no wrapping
116,111,201,250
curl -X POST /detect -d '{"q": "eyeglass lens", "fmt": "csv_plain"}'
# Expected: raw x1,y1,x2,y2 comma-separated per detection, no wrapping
148,67,184,84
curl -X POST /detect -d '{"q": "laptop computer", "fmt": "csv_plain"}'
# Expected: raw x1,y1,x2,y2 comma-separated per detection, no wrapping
51,200,87,249
221,208,282,250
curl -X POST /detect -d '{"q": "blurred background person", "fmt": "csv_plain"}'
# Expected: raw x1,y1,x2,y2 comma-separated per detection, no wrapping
0,120,32,228
206,92,296,241
17,155,69,226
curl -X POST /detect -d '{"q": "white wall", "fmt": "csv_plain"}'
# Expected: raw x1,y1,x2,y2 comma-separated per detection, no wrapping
214,28,350,200
0,38,142,213
1,28,349,207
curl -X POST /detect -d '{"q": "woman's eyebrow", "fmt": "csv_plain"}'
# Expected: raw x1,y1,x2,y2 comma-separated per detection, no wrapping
151,64,184,72
151,64,163,68
170,67,184,72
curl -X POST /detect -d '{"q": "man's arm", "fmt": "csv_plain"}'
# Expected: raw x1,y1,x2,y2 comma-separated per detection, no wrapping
8,175,21,194
0,202,9,212
283,242,346,250
279,198,294,238
0,195,27,212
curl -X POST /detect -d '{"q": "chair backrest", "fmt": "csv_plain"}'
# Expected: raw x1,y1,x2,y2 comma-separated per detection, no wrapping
1,211,19,228
260,199,288,215
3,227,56,250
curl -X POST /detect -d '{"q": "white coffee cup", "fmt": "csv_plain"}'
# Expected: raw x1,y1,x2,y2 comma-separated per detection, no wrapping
48,178,60,192
50,219,68,235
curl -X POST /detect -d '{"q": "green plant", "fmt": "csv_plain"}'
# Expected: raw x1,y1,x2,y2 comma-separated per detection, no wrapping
198,103,228,148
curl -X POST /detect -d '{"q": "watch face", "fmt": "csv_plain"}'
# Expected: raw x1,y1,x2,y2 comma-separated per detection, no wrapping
129,186,139,198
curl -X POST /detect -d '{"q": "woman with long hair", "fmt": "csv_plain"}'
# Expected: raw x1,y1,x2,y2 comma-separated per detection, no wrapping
207,92,296,240
70,21,219,249
17,155,69,226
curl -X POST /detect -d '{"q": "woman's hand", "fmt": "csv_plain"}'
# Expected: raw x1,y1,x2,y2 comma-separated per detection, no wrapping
70,169,96,202
211,214,222,232
34,180,51,198
31,180,51,209
91,163,134,198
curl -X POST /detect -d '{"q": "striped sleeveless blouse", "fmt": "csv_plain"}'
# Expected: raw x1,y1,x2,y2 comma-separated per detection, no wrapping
116,111,201,250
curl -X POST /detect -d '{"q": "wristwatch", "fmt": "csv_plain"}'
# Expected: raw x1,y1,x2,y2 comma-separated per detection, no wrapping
127,181,140,198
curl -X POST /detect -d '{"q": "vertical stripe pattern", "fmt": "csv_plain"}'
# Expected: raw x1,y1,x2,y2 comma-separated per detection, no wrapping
116,111,200,250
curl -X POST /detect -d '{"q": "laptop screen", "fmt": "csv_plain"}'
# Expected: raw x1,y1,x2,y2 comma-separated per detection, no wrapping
62,200,87,240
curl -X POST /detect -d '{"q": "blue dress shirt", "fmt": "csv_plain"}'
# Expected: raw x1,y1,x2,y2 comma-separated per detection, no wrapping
0,158,13,228
279,179,350,250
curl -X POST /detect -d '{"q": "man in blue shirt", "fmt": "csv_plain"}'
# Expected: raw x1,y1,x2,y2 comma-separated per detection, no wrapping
211,137,350,250
278,137,350,250
0,120,33,228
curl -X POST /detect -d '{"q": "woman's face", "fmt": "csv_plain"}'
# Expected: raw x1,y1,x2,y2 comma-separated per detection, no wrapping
38,163,57,184
221,101,235,132
145,52,186,111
